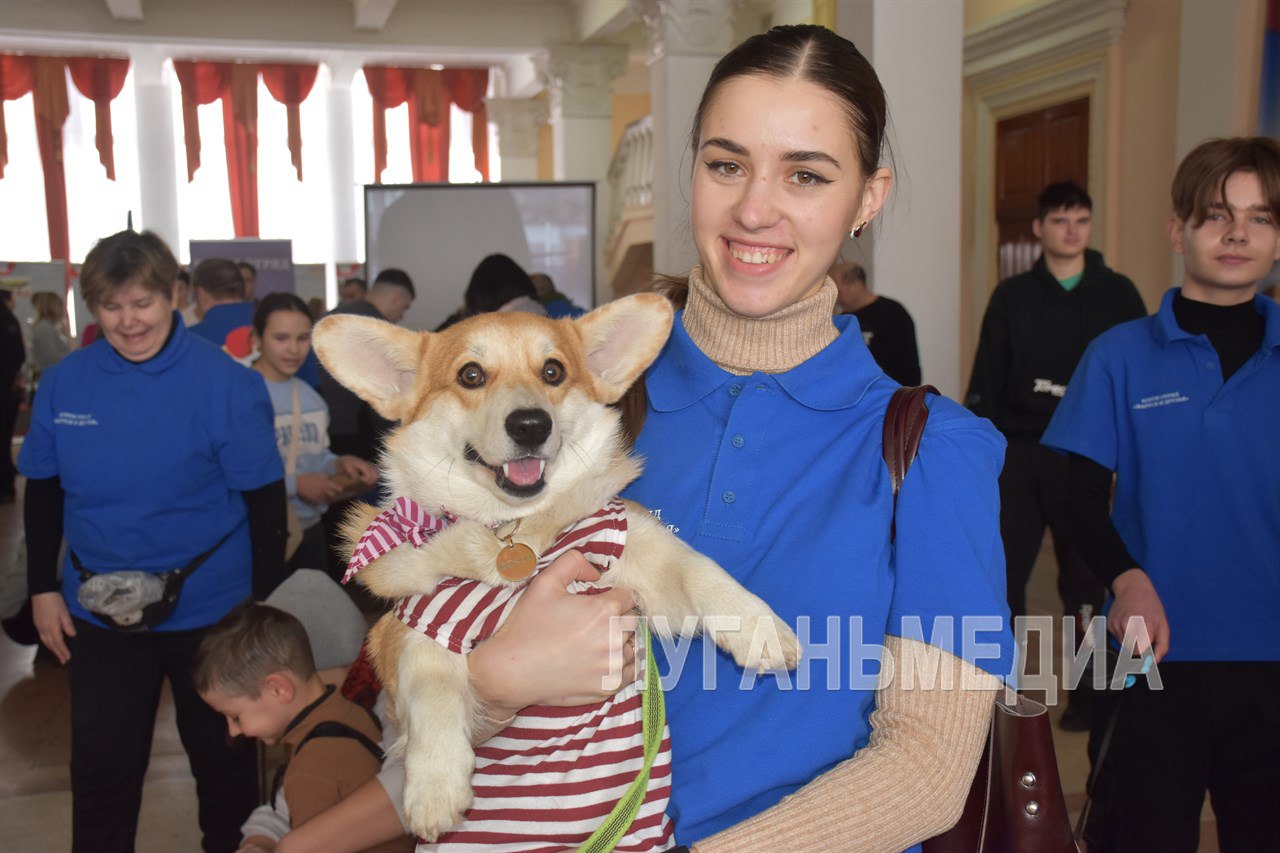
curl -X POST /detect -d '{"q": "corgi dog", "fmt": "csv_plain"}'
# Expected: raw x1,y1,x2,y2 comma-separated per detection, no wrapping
313,294,801,847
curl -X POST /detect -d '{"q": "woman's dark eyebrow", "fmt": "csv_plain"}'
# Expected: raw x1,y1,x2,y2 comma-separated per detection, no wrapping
701,137,841,170
783,149,841,169
700,137,747,155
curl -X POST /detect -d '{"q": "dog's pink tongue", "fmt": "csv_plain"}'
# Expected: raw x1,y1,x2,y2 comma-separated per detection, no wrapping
504,458,543,486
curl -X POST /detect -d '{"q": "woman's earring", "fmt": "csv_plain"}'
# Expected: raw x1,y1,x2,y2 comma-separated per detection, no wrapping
852,221,867,238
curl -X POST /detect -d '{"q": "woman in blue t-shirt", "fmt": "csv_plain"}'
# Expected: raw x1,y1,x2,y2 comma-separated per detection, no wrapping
464,26,1015,852
21,230,287,853
276,26,1015,853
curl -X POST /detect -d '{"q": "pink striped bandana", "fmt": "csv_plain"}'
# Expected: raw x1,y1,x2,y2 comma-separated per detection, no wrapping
393,499,629,653
342,496,458,584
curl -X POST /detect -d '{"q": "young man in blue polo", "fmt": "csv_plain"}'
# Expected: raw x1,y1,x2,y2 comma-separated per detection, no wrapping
1043,137,1280,852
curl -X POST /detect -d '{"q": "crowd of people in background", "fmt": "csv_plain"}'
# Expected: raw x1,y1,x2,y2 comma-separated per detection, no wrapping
1,21,1277,853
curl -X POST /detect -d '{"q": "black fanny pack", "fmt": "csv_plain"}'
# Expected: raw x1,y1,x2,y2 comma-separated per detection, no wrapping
73,529,236,632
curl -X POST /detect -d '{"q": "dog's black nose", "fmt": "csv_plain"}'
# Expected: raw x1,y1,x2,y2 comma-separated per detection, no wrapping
506,408,553,450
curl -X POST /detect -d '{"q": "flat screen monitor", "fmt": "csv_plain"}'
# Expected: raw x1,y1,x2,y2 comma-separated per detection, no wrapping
364,182,595,332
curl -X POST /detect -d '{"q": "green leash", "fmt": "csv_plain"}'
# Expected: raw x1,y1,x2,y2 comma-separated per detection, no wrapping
577,624,665,853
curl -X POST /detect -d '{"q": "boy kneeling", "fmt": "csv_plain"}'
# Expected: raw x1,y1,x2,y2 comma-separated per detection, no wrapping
193,603,409,853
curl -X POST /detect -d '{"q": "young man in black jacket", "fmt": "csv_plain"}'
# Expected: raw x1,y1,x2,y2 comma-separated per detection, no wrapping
966,181,1146,729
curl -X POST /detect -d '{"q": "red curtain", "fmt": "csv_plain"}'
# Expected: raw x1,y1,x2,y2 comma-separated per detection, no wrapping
409,68,449,183
173,60,260,237
2,53,129,259
0,54,70,258
224,63,259,238
173,60,231,182
34,57,71,260
363,65,412,183
444,68,489,181
66,57,130,180
261,63,318,180
364,65,454,183
0,54,36,179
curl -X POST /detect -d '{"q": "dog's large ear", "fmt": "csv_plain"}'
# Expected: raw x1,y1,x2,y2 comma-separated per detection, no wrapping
312,315,424,422
573,293,674,403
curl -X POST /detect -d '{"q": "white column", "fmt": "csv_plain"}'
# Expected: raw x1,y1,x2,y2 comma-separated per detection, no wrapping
542,45,627,303
630,0,735,276
129,45,180,251
326,55,360,270
836,0,965,398
486,97,548,182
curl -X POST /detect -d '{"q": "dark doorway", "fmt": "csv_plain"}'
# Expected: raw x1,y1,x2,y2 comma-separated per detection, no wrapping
995,97,1090,280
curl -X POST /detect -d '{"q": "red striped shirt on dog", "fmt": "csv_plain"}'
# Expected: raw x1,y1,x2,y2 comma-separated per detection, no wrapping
391,500,675,852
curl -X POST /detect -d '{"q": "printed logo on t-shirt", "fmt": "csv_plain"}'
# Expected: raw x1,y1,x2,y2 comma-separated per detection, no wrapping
274,410,328,457
648,507,681,535
1132,391,1190,410
53,411,98,427
1032,379,1067,398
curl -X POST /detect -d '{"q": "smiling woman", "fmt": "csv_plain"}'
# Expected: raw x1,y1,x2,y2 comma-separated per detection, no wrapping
691,74,886,318
465,24,1015,853
18,229,288,852
271,26,1015,853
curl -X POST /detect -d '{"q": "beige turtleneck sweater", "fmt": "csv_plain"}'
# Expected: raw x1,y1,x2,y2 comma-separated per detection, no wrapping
682,266,1000,852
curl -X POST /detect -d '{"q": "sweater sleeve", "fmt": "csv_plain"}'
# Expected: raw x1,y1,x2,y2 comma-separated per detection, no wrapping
244,480,288,599
696,636,997,852
25,476,65,596
1064,452,1138,587
964,287,1009,422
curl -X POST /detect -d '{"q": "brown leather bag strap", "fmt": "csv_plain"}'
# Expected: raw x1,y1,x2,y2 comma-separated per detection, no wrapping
882,385,939,542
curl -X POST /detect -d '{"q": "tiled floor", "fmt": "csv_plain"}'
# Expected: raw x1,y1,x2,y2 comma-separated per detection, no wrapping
0,471,1220,851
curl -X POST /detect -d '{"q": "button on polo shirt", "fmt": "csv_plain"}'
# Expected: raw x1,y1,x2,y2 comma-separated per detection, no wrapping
625,312,1013,845
1043,289,1280,662
19,313,283,631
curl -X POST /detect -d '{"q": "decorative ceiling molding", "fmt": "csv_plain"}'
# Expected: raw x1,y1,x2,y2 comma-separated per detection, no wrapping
353,0,398,32
964,0,1128,89
104,0,144,22
574,0,634,43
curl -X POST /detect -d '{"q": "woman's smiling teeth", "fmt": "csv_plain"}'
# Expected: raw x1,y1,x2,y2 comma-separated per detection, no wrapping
728,241,787,265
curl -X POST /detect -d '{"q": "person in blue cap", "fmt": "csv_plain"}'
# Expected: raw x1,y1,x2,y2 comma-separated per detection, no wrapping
1043,136,1280,853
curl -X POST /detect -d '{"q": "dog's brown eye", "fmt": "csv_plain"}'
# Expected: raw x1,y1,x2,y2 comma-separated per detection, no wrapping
457,362,486,388
541,359,566,386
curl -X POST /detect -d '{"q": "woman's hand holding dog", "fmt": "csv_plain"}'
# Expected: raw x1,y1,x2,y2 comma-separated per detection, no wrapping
469,549,638,719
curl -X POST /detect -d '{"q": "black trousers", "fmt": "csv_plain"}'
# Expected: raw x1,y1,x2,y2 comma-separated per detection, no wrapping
288,521,329,575
0,385,20,496
66,618,256,853
1085,661,1280,853
999,440,1104,619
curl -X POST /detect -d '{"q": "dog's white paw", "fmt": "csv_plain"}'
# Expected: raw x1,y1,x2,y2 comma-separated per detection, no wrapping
747,615,802,671
716,613,802,672
402,746,474,841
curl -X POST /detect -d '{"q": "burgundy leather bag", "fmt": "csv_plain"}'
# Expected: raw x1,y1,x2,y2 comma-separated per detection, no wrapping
884,386,1078,853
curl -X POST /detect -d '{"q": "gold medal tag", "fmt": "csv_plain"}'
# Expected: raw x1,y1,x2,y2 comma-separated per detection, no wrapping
496,542,537,582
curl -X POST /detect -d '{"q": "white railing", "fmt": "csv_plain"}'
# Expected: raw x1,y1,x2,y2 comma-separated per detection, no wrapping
606,115,653,245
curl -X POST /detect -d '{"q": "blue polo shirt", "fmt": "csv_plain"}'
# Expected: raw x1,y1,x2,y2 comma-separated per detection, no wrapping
1042,289,1280,662
189,301,254,351
625,313,1014,846
18,312,283,631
